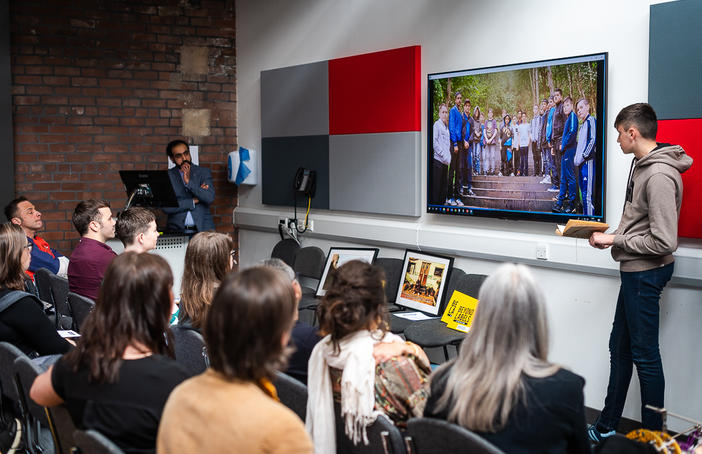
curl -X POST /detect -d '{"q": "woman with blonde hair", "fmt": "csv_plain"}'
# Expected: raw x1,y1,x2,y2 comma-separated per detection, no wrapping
424,263,590,453
178,231,234,330
0,222,70,356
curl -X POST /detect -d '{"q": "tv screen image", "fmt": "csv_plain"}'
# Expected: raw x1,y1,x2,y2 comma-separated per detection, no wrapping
428,53,607,223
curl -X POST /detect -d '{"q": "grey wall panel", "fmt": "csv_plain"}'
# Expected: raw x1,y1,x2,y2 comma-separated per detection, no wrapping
261,135,329,209
329,132,421,217
649,0,702,120
261,61,329,137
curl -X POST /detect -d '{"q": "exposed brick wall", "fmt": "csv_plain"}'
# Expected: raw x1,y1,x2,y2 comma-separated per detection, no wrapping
10,0,237,254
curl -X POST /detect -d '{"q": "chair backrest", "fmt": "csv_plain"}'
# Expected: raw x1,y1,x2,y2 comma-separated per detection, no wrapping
73,429,126,454
271,239,301,267
293,246,326,280
67,292,95,333
0,341,26,403
273,372,307,421
405,417,505,454
335,408,405,454
34,267,54,304
374,258,404,304
454,273,488,299
13,355,49,427
171,325,209,376
47,272,72,329
46,405,77,454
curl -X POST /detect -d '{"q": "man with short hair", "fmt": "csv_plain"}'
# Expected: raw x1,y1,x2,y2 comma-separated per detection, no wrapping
259,258,321,385
67,199,117,300
4,196,69,279
588,103,692,442
447,92,464,206
431,103,451,206
547,89,566,191
553,96,579,213
115,207,160,254
162,139,215,233
530,104,542,176
574,98,597,216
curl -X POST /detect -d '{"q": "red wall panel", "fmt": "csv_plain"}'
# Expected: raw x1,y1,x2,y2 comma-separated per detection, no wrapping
329,46,420,135
656,119,700,239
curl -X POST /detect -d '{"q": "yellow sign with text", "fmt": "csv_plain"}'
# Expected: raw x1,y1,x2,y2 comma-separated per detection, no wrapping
441,290,479,333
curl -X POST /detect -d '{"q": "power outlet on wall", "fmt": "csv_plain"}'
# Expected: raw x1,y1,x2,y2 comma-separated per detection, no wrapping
536,243,549,260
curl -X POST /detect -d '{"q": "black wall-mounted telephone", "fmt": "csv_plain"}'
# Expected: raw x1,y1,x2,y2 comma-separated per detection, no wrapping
294,167,316,198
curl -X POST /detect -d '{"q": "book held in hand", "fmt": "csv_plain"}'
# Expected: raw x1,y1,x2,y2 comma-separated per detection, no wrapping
555,219,609,239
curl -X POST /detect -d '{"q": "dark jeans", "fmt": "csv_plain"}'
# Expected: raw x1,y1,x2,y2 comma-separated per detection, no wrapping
552,139,562,184
500,145,512,175
556,147,577,207
447,147,460,199
460,144,472,191
597,262,674,432
518,146,529,176
532,141,542,175
431,159,448,204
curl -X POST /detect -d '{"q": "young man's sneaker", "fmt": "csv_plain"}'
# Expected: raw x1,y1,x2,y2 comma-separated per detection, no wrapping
540,175,552,184
0,418,22,454
587,424,615,444
547,185,559,192
454,199,465,206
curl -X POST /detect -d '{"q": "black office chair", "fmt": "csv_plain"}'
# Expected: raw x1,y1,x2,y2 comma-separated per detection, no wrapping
273,372,307,421
171,325,209,376
405,417,505,454
73,429,125,454
45,405,77,454
271,238,300,268
34,268,54,306
374,257,405,312
14,355,56,453
403,273,486,361
335,405,405,454
47,272,72,330
67,292,95,333
294,246,326,323
0,342,25,421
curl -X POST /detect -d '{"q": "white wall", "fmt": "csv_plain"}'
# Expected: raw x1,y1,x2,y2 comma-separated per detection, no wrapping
236,0,702,429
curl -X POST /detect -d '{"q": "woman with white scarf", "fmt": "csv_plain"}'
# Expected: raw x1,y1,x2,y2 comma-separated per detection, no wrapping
306,260,430,454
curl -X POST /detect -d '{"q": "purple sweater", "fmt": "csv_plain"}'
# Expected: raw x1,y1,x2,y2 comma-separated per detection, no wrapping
67,237,116,300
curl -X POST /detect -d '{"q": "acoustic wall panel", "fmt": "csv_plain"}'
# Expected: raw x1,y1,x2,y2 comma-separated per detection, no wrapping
649,0,702,120
329,132,421,216
656,119,700,239
649,0,700,238
261,61,329,137
261,135,330,209
329,46,421,135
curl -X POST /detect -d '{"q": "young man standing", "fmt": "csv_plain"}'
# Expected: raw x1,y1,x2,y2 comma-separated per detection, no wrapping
447,92,464,206
431,104,451,206
574,98,597,216
460,99,475,199
516,111,531,176
67,200,117,300
547,89,566,191
530,104,542,176
588,103,692,442
115,207,160,254
484,108,499,175
553,97,579,213
4,196,69,279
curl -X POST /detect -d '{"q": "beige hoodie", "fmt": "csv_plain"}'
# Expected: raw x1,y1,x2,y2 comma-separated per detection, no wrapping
611,144,693,271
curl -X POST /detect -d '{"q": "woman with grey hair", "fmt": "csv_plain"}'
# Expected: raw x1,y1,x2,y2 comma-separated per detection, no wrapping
423,263,590,453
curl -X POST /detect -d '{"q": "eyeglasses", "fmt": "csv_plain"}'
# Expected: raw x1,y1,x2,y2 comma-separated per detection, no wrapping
24,243,33,251
173,151,190,160
230,250,237,265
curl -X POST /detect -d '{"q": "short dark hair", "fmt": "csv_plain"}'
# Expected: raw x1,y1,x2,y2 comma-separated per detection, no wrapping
454,91,462,99
166,139,190,158
318,260,388,354
204,267,297,382
115,207,156,246
554,88,563,96
4,196,28,222
72,199,110,236
563,96,573,105
464,99,471,105
614,103,658,140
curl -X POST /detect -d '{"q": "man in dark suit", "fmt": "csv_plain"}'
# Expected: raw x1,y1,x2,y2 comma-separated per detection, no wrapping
163,139,215,233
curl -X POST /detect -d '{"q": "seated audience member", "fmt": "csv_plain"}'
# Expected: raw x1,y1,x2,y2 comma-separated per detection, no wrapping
424,263,590,454
67,200,117,301
260,258,321,385
30,252,190,454
306,260,430,453
157,267,313,454
0,223,71,356
178,231,234,331
115,207,160,253
4,196,69,279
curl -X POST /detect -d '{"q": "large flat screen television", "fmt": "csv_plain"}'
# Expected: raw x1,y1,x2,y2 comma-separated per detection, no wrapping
427,53,607,223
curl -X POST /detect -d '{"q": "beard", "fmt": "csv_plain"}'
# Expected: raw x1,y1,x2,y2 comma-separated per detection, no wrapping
176,159,193,169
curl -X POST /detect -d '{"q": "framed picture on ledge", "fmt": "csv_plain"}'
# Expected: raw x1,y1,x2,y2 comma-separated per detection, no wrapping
395,249,454,315
316,247,380,297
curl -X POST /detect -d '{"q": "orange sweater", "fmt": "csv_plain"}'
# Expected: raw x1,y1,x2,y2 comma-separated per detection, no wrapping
157,370,312,454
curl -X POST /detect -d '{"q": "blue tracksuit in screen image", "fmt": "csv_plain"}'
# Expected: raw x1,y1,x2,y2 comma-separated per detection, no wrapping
556,110,579,209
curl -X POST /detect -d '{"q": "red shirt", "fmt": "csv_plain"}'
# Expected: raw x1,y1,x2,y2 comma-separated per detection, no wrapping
67,237,117,300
